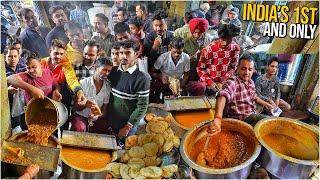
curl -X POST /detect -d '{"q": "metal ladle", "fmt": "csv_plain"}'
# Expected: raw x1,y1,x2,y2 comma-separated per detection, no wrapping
203,108,217,151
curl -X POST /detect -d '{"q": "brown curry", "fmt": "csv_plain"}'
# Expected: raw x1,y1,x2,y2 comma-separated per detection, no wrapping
189,130,253,169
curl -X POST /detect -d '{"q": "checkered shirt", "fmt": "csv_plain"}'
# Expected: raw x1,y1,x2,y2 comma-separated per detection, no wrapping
74,63,96,80
196,40,240,87
219,76,256,120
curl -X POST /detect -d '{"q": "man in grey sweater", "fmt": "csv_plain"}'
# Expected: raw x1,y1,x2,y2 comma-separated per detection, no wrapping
255,57,291,112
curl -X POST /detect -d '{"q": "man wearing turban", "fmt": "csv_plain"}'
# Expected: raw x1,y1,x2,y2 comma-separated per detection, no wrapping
183,18,215,96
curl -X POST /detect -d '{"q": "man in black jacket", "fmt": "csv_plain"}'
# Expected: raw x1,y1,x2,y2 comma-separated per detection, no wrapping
143,10,173,71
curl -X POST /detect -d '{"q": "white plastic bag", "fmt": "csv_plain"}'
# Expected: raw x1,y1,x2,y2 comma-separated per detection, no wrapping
11,90,26,117
138,57,152,80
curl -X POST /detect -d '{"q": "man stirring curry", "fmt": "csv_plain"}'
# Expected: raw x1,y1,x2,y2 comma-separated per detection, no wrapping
209,55,273,134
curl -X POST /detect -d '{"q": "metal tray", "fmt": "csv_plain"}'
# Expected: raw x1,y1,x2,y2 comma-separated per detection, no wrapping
164,96,212,111
1,140,60,172
60,131,121,150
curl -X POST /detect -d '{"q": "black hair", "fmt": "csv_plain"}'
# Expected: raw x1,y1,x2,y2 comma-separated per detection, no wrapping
152,10,168,21
136,3,148,14
267,57,279,66
51,39,66,49
84,39,99,50
117,7,127,17
4,45,20,55
64,21,82,33
184,11,194,24
7,36,22,46
170,37,184,49
218,23,241,38
114,22,130,34
95,13,109,25
18,8,34,19
97,57,113,67
111,41,121,50
128,17,143,28
25,51,40,65
238,54,255,65
119,39,140,52
49,5,65,16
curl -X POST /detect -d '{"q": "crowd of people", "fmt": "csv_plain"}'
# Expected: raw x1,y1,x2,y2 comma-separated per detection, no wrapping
4,1,290,140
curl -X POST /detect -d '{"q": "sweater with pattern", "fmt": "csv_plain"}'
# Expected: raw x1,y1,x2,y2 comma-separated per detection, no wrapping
106,65,150,132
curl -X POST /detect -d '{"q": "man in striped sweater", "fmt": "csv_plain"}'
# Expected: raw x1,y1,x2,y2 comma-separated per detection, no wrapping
103,40,150,138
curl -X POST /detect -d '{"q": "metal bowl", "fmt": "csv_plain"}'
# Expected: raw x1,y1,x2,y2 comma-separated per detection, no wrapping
254,117,319,179
180,119,261,179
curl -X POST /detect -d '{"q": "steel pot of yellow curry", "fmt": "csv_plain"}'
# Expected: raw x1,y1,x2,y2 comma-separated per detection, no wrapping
254,117,319,179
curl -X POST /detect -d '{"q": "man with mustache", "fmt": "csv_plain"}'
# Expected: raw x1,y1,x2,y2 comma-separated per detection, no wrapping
46,5,69,48
92,13,115,56
18,8,51,58
150,37,190,101
41,39,85,124
208,55,273,135
101,40,150,138
143,10,174,71
183,18,214,96
64,21,84,65
70,58,113,133
74,40,99,80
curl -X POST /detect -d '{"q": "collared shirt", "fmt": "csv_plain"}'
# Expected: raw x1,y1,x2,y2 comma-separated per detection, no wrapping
255,74,281,101
154,51,190,80
92,32,115,56
197,40,240,86
76,76,111,118
118,64,137,74
20,26,51,58
5,62,26,77
66,42,82,65
74,63,97,80
174,24,191,40
219,76,256,120
46,25,69,48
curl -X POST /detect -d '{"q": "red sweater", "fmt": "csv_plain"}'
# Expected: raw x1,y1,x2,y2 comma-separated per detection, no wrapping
196,40,240,87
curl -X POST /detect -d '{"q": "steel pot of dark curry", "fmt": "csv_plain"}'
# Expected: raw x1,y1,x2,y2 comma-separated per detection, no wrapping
180,119,261,179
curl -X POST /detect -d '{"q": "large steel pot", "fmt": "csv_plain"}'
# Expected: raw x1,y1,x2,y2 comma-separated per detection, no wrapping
8,131,60,179
254,117,319,179
180,119,261,179
26,97,68,130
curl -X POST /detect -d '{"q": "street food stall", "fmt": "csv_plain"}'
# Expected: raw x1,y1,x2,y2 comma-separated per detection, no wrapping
1,95,319,179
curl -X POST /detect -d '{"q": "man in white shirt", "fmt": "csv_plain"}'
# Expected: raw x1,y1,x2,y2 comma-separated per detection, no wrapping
70,58,112,133
150,37,190,102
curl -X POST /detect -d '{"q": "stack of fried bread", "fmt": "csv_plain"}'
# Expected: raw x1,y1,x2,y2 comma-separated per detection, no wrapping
106,113,179,179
